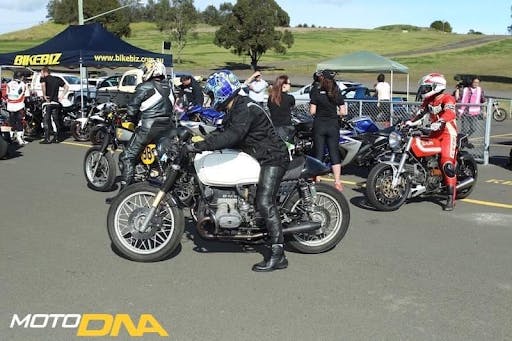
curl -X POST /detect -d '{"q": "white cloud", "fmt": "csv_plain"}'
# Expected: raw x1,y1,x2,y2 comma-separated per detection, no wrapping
0,0,47,12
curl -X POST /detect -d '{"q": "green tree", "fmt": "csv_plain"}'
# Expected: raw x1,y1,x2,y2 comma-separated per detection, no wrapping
156,0,198,64
47,0,131,37
202,5,221,25
214,0,294,70
508,5,512,34
430,20,452,33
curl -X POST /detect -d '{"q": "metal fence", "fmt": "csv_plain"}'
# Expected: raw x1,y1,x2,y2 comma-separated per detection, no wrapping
292,99,495,164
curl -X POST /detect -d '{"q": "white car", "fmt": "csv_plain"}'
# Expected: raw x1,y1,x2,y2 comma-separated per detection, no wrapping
31,72,96,104
289,80,362,102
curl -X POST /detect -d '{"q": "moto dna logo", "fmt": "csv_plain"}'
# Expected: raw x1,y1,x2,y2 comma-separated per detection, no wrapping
10,313,169,337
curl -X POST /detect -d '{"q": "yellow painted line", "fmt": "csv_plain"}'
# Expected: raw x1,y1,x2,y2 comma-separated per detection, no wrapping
61,141,90,148
318,177,358,185
460,198,512,209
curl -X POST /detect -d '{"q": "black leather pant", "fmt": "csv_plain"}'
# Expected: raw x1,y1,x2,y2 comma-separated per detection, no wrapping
8,110,23,131
43,104,61,137
119,118,172,184
256,165,286,244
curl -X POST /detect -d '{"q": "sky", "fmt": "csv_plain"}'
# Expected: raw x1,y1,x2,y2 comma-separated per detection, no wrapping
0,0,510,35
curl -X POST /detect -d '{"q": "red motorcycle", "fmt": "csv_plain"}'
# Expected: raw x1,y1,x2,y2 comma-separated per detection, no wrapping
365,126,477,211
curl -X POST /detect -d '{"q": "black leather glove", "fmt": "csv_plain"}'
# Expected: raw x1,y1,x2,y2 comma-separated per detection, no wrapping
185,143,201,153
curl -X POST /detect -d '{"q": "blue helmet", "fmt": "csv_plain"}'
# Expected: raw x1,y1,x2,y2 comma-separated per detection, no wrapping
204,70,241,110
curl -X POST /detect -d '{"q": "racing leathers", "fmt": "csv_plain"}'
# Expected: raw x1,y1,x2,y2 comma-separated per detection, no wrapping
119,78,174,186
409,93,458,210
6,79,28,145
194,95,290,271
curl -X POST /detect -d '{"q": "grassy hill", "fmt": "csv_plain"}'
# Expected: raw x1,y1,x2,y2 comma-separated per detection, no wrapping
1,22,511,93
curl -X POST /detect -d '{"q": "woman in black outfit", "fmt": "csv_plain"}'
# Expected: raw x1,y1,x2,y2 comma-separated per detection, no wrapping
267,75,295,142
310,70,346,191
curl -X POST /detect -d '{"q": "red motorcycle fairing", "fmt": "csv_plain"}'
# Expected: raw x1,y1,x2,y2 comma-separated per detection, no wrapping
410,136,442,158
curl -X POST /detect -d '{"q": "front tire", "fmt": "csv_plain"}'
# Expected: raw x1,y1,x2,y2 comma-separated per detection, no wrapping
71,121,90,142
0,136,8,159
83,146,116,191
107,183,185,262
366,163,411,211
285,182,350,254
493,108,507,122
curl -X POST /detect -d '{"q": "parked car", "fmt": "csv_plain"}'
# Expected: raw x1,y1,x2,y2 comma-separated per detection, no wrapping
31,72,96,104
289,80,362,102
96,74,122,90
342,86,409,121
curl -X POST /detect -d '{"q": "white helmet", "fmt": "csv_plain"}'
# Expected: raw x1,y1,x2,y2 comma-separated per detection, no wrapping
140,59,166,81
418,73,446,99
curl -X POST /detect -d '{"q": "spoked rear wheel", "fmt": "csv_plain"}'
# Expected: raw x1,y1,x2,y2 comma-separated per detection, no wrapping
107,183,184,262
285,183,350,253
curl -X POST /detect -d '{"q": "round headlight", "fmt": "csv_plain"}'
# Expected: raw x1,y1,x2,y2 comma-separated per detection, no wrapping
388,131,402,149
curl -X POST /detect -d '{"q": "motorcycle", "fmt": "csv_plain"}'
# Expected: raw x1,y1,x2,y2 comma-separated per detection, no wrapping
106,126,351,262
83,114,172,192
292,114,394,168
70,100,110,142
365,125,478,211
0,109,13,158
23,95,44,138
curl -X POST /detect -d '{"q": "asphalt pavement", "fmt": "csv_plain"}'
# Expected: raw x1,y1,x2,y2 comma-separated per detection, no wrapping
1,125,511,340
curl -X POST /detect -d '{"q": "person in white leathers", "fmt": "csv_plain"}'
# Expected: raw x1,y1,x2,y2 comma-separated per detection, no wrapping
6,72,29,145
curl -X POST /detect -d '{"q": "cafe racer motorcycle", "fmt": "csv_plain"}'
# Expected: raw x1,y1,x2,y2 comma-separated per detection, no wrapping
107,127,351,262
365,125,477,211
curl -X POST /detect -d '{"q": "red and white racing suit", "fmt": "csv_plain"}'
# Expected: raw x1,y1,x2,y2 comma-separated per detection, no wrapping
420,93,458,189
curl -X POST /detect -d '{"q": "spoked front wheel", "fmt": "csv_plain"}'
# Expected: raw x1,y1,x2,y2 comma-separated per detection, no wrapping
285,183,350,253
366,163,411,211
83,146,116,191
492,108,507,122
107,183,184,262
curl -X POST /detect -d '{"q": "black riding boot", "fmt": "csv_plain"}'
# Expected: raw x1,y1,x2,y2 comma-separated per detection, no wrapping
252,166,288,272
444,185,455,211
39,130,51,144
252,244,288,272
105,160,135,204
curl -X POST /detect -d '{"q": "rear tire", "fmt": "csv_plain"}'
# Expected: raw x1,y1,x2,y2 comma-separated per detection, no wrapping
90,125,107,145
456,155,478,199
492,108,507,122
0,136,8,159
107,183,185,262
285,182,350,254
83,146,116,191
366,163,411,211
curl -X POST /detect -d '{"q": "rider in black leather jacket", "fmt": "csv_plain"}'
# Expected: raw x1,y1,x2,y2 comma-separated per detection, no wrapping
119,60,174,188
193,70,290,272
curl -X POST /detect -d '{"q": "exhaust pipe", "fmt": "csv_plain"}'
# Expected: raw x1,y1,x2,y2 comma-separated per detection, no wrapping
283,222,321,235
456,177,475,191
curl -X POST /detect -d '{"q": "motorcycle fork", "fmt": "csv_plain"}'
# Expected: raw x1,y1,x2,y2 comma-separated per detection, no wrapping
391,138,413,187
139,165,181,233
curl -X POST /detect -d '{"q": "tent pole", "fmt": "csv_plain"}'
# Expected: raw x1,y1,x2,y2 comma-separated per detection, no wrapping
390,69,394,125
79,59,85,116
407,73,410,101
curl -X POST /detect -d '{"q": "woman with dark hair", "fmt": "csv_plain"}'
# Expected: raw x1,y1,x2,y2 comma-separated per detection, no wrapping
267,75,295,142
310,71,346,191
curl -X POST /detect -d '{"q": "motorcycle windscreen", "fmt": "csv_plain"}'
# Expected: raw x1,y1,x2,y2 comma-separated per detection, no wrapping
194,149,260,186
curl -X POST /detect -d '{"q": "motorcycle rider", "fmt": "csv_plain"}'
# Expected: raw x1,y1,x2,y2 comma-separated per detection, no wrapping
406,73,458,211
112,60,174,198
40,66,68,144
6,71,29,145
189,70,290,272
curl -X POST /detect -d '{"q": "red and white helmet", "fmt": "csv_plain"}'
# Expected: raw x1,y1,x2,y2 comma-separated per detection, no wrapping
418,73,446,99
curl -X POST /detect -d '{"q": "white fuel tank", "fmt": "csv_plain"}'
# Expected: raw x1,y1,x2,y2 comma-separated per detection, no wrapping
194,149,260,186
